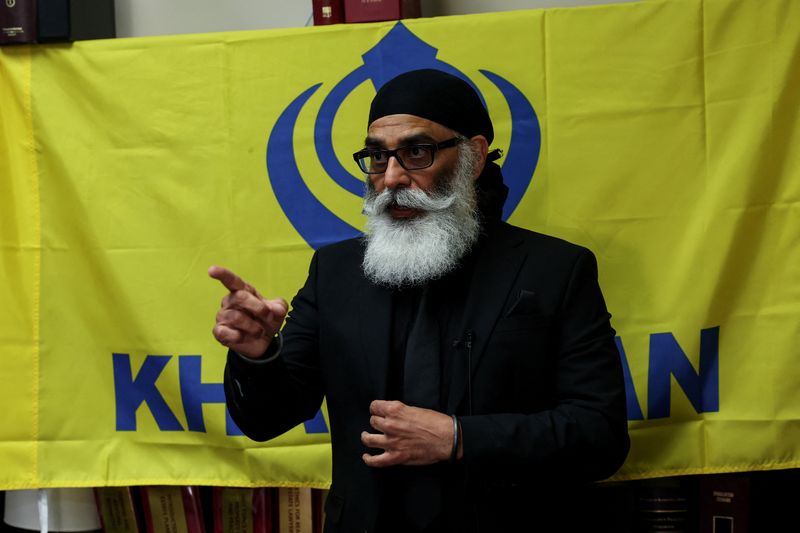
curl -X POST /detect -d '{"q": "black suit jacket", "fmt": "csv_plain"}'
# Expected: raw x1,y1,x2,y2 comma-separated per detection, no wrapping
225,221,630,532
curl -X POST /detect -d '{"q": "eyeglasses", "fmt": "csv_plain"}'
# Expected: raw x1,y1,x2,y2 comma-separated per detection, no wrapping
352,137,461,174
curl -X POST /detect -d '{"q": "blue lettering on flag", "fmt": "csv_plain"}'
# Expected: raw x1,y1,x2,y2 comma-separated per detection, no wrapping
647,326,720,419
267,22,540,249
614,337,645,421
179,355,243,436
113,353,183,431
114,354,329,435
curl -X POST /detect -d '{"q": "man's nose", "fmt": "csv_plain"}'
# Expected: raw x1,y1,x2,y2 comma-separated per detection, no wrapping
382,156,411,190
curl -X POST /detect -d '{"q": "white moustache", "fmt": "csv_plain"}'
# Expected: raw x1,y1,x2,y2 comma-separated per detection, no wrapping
362,187,457,217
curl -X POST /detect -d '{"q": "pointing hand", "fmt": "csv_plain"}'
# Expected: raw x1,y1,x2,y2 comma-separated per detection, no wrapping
208,265,288,359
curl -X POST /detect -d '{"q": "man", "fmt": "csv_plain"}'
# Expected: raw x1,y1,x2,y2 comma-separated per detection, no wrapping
211,69,629,532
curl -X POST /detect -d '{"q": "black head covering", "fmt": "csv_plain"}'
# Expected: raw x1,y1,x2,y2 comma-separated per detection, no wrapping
368,69,494,144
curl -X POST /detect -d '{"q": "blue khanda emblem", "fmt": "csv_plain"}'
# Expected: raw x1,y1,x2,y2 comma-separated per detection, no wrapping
267,23,541,250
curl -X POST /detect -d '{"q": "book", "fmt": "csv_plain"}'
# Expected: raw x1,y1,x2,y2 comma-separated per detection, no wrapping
95,487,143,533
34,0,114,42
275,488,312,533
312,0,344,26
36,0,69,41
699,475,750,533
140,486,205,533
69,0,114,40
212,487,272,533
636,478,693,532
343,0,420,24
0,0,37,44
749,469,797,532
311,489,328,533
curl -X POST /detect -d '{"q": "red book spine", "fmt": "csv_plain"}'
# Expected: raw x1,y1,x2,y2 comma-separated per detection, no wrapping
0,0,37,44
311,490,328,533
400,0,421,19
343,0,420,24
251,489,272,533
699,475,750,533
312,0,344,25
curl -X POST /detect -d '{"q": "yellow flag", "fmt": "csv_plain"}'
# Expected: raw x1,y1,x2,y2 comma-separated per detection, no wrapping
0,0,798,488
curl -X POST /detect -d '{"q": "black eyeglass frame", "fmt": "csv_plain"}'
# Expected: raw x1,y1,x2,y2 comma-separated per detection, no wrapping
352,137,462,174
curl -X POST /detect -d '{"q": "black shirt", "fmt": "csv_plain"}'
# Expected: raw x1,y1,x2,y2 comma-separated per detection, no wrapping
377,243,481,532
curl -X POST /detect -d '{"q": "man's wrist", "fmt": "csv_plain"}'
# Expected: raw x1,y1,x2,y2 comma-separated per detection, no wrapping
449,415,461,463
234,331,283,364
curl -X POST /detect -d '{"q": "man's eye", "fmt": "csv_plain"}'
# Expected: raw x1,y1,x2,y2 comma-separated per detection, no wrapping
371,151,388,162
407,146,427,159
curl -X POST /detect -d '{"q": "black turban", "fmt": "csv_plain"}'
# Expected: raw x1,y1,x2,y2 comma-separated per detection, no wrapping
368,69,494,144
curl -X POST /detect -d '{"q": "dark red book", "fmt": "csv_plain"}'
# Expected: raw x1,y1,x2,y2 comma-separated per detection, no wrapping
699,475,750,533
312,0,344,25
0,0,37,44
343,0,420,23
311,489,328,533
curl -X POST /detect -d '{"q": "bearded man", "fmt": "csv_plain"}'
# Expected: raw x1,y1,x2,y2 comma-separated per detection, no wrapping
210,69,629,533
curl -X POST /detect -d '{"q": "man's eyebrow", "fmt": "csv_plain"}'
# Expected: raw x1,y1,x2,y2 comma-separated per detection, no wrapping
363,136,384,148
363,133,438,148
399,133,438,145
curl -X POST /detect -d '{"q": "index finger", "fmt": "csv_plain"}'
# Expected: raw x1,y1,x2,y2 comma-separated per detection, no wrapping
370,399,402,416
208,265,249,293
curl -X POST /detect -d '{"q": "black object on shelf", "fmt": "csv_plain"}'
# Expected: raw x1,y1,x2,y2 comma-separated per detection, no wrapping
37,0,69,41
35,0,115,43
1,0,38,44
69,0,115,41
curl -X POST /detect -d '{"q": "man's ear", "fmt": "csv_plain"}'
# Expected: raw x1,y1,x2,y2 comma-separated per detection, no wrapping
470,135,490,180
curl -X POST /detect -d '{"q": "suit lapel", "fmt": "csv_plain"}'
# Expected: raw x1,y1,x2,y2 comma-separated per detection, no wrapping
357,279,393,401
446,223,527,414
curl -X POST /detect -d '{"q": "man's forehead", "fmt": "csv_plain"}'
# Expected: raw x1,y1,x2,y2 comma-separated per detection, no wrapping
366,114,455,142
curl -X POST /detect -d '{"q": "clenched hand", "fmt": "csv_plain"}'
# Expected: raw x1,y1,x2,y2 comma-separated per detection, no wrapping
361,400,462,467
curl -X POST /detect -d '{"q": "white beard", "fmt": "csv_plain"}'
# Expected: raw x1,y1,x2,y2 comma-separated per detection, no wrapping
361,143,481,288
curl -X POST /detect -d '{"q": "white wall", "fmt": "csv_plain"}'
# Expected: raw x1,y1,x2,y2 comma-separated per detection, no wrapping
422,0,640,17
114,0,313,38
114,0,641,38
